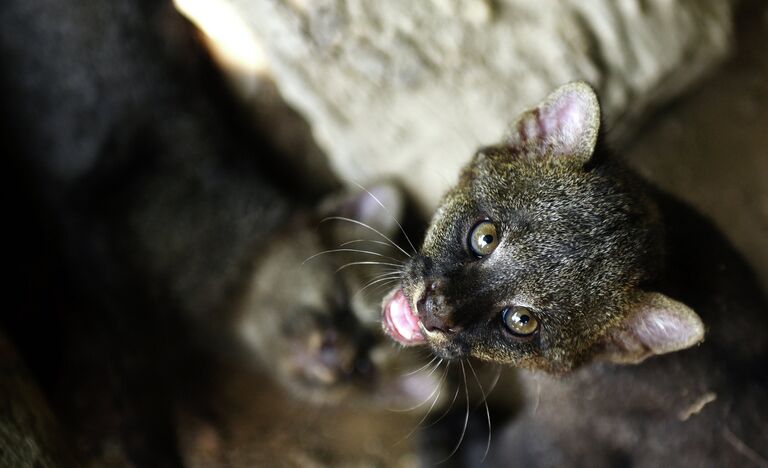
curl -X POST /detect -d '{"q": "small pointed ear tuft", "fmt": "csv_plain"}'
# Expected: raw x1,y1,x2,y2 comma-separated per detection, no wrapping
320,183,405,240
505,81,600,163
598,292,704,365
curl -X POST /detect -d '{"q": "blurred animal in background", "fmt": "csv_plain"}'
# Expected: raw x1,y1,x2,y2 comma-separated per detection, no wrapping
1,0,438,466
382,81,768,466
229,184,437,405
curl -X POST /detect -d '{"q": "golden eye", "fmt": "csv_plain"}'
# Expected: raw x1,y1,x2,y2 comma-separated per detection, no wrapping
468,220,499,257
502,306,539,336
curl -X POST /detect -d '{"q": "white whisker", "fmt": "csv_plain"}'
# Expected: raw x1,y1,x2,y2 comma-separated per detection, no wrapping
322,216,412,259
424,370,460,428
355,276,401,297
346,180,418,256
368,279,401,296
339,239,400,251
335,261,403,273
389,360,444,413
398,363,451,442
362,270,402,284
468,359,492,463
485,365,503,398
438,360,470,464
401,356,438,377
363,269,402,282
302,248,403,265
426,358,444,378
365,267,403,277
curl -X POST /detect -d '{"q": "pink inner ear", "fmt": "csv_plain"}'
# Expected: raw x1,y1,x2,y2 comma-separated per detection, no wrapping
538,91,589,152
600,292,703,365
621,293,704,357
508,82,599,159
634,312,698,351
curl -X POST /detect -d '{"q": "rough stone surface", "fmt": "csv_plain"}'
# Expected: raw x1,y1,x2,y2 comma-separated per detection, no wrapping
199,0,734,212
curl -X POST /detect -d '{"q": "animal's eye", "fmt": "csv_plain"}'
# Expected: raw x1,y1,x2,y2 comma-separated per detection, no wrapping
502,306,539,336
468,220,499,257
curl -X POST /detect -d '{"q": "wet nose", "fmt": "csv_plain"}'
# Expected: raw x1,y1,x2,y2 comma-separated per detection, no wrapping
416,280,461,333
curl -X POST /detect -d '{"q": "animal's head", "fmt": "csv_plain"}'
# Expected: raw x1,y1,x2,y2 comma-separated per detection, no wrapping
234,184,436,404
382,82,704,373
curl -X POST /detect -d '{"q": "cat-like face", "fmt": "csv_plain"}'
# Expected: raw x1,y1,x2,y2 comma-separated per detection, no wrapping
383,82,704,373
235,185,436,405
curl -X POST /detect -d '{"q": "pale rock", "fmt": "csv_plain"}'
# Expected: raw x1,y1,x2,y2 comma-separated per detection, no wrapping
182,0,735,213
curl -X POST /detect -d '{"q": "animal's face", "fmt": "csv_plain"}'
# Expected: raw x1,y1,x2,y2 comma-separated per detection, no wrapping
236,185,437,405
382,82,704,373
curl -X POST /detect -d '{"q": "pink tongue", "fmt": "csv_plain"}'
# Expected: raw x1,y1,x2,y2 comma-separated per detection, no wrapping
383,289,425,346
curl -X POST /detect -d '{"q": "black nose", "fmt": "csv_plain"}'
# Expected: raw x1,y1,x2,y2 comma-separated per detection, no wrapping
416,280,461,333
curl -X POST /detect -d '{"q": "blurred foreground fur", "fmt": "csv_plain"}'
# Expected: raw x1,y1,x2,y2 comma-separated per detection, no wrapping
0,0,437,466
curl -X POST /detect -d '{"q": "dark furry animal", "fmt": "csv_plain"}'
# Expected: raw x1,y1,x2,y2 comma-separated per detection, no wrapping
382,82,768,467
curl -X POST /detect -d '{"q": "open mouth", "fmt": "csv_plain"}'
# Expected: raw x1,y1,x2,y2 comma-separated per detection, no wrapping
382,288,426,346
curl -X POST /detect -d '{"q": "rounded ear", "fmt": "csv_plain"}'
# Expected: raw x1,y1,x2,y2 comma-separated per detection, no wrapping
597,292,705,365
504,81,600,164
319,183,405,243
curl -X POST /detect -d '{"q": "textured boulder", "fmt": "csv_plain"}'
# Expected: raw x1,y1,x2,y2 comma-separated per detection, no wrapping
182,0,735,212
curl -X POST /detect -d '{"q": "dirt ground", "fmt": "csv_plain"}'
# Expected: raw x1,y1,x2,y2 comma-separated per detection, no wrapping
624,1,768,291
